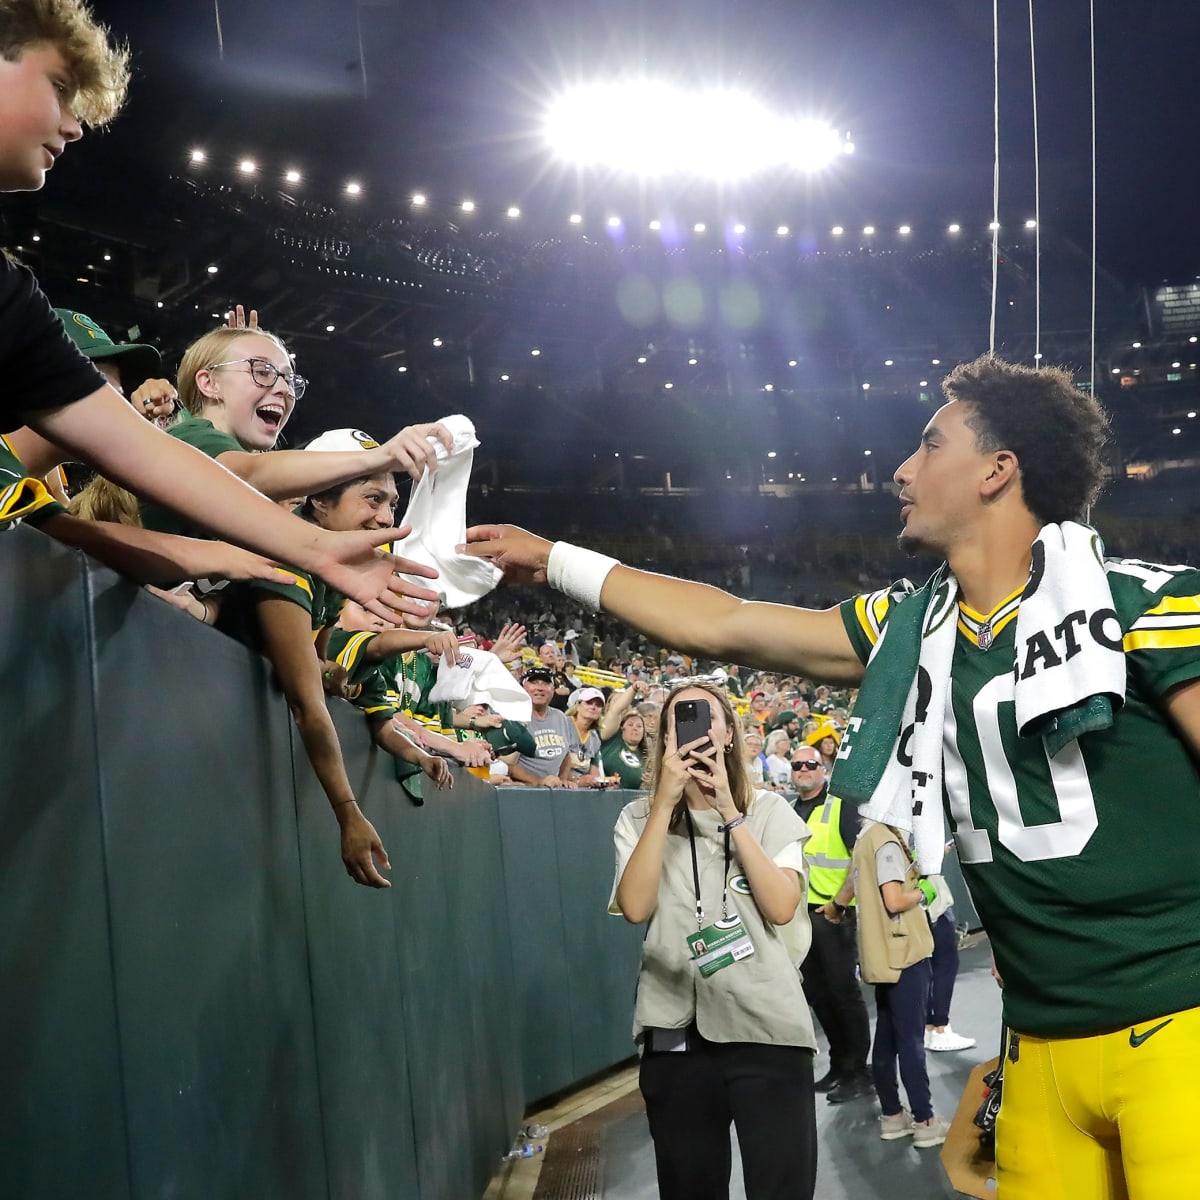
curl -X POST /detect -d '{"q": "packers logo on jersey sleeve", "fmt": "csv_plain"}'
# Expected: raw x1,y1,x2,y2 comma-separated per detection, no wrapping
728,874,752,895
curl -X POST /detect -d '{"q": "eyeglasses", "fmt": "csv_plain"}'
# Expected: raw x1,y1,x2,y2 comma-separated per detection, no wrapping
207,357,308,400
791,760,823,772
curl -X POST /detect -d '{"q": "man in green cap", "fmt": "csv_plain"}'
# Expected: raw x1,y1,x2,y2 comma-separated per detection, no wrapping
54,308,176,423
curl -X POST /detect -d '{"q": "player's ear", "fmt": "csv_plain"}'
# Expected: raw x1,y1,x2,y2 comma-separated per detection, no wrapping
981,448,1019,499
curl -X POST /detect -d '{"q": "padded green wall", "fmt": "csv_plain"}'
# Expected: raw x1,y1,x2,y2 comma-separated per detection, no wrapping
0,529,643,1200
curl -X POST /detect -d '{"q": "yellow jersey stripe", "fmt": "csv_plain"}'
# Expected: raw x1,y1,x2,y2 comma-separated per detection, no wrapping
336,631,375,672
958,586,1024,626
1139,594,1200,618
1124,628,1200,651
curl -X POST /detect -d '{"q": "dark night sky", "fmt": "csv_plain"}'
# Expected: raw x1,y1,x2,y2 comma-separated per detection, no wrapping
72,1,1200,286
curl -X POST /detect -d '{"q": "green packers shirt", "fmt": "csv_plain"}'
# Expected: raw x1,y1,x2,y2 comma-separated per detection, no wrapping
139,416,244,539
0,436,65,528
841,559,1200,1038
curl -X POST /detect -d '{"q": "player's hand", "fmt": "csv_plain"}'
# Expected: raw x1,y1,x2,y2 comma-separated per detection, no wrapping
225,304,259,331
421,753,453,789
309,526,440,624
459,524,553,586
130,377,179,422
379,422,454,482
336,805,391,888
491,622,527,663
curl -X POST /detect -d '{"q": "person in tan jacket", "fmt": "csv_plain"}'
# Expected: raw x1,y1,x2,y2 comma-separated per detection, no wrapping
850,820,949,1148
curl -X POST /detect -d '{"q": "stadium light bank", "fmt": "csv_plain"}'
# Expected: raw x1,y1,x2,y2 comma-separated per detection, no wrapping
543,81,852,179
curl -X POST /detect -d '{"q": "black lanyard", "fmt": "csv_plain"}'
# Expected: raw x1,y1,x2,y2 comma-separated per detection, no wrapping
684,810,730,930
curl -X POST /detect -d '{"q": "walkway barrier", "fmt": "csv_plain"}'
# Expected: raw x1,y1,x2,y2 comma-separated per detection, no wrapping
0,527,643,1200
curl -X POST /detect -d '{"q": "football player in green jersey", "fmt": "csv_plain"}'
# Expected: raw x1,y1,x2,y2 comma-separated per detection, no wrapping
465,354,1200,1200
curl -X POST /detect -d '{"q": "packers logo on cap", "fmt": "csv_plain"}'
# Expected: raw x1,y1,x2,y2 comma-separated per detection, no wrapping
350,429,380,450
70,311,113,345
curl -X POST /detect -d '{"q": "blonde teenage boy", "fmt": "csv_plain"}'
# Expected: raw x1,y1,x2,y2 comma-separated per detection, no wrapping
0,0,437,622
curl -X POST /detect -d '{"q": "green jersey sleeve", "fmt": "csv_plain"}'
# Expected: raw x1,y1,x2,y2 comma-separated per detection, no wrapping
839,585,898,665
0,437,65,527
1108,558,1200,699
139,417,245,536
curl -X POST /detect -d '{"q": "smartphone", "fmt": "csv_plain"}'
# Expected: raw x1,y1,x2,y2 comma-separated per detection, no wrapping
674,698,712,751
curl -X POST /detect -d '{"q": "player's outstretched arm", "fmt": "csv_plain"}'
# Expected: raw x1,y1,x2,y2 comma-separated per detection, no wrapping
29,385,439,621
462,524,865,685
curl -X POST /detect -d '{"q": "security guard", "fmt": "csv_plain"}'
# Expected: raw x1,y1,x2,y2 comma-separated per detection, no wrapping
794,746,873,1103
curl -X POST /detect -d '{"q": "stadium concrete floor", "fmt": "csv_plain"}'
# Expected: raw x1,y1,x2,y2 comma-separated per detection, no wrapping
487,938,1000,1200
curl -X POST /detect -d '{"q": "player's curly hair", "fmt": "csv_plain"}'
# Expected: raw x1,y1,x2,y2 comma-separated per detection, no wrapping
0,0,131,126
943,354,1110,525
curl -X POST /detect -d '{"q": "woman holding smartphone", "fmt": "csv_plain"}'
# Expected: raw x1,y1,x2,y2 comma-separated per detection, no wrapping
609,681,817,1200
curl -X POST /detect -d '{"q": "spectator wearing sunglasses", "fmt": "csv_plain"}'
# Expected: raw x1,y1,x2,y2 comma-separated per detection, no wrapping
792,746,874,1106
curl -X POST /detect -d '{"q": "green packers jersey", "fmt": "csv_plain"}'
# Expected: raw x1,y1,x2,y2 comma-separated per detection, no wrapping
0,437,65,528
841,558,1200,1037
600,734,646,789
139,417,243,538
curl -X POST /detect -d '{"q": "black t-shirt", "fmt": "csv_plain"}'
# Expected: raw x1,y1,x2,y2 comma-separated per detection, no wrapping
0,258,106,431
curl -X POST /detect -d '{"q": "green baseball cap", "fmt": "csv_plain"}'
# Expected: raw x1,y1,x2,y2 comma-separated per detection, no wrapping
55,308,162,394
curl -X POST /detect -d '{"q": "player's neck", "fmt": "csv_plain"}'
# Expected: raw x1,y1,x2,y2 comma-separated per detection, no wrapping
948,511,1039,614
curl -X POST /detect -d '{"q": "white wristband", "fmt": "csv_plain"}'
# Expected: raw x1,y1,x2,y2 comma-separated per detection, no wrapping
546,541,619,611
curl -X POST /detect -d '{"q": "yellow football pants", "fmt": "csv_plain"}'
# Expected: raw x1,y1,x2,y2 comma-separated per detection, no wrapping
997,1004,1200,1200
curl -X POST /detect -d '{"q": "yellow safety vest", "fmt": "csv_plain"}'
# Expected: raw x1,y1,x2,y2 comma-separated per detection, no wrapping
805,792,855,906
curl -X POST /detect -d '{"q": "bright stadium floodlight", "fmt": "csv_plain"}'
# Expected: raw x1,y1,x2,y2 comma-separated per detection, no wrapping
543,81,848,180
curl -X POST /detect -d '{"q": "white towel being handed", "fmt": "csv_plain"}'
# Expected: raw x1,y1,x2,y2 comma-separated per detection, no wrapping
429,646,532,721
393,414,503,609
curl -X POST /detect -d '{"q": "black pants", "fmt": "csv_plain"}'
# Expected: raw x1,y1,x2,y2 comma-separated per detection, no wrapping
926,909,959,1027
801,907,871,1074
872,959,934,1123
639,1031,816,1200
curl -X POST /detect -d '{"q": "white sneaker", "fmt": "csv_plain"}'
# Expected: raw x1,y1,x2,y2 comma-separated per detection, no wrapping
926,1025,976,1052
879,1109,914,1140
912,1114,951,1148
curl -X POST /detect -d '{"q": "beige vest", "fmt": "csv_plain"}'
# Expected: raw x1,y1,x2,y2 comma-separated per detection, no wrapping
852,822,934,985
628,791,817,1049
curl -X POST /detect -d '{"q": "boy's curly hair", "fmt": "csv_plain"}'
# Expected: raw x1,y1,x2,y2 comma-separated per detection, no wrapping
0,0,130,126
